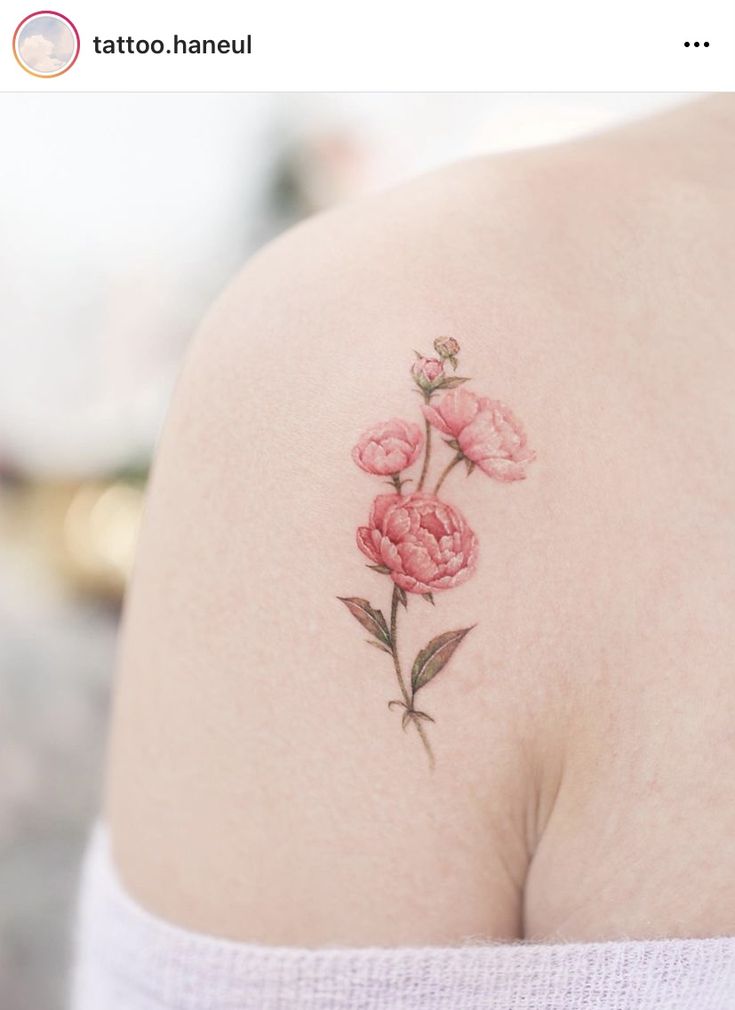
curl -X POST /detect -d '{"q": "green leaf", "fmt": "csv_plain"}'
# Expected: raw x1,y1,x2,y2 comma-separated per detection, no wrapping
366,563,391,574
443,438,461,450
436,375,470,390
411,708,435,724
397,586,408,609
411,626,475,693
365,639,392,655
422,592,435,605
465,459,476,476
338,597,391,647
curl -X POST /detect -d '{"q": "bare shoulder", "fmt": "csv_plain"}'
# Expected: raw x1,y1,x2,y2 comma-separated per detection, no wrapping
106,157,552,946
106,113,735,947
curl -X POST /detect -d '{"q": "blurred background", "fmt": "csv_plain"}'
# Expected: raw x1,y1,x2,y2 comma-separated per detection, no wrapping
0,92,689,1008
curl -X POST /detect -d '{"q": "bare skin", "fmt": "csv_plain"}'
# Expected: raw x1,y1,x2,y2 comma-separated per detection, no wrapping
106,96,735,946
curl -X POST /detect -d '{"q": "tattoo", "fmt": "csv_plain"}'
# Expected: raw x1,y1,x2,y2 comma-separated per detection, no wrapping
339,338,535,767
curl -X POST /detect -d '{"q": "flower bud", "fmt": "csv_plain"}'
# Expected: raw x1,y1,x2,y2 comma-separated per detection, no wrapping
411,356,444,391
433,336,460,360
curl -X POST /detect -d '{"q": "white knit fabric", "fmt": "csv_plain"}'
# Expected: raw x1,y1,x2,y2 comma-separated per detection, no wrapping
72,826,735,1010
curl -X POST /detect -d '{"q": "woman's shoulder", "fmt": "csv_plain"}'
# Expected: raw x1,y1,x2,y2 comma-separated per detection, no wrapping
106,120,735,946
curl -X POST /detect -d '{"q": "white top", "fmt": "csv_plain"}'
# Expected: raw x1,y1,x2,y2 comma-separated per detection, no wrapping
72,825,735,1010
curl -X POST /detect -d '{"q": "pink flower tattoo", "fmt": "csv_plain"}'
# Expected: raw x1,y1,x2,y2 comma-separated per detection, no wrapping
423,388,536,485
357,494,478,595
352,418,424,481
339,340,535,767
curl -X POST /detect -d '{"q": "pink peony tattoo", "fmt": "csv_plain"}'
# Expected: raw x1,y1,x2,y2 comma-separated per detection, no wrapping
424,388,536,485
356,494,478,594
352,418,424,480
339,341,535,767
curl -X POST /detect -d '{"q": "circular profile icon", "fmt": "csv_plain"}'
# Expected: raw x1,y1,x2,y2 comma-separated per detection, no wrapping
13,11,79,78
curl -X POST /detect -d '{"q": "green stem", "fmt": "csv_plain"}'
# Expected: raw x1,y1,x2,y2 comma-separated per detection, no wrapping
389,585,435,767
389,586,411,708
416,417,432,492
433,452,463,496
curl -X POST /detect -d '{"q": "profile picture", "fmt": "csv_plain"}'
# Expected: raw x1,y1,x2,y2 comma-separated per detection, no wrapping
13,11,79,78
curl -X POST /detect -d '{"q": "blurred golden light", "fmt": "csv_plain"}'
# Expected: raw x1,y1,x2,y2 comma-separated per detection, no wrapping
62,481,143,597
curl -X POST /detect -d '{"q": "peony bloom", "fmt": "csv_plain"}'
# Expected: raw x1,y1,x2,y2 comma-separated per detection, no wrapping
433,336,460,359
423,388,535,482
352,419,424,476
356,493,478,594
411,356,444,390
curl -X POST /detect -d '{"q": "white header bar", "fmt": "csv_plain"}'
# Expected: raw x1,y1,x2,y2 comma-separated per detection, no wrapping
1,0,734,92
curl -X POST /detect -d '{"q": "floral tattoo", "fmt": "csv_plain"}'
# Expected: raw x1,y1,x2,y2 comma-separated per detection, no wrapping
339,338,535,767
